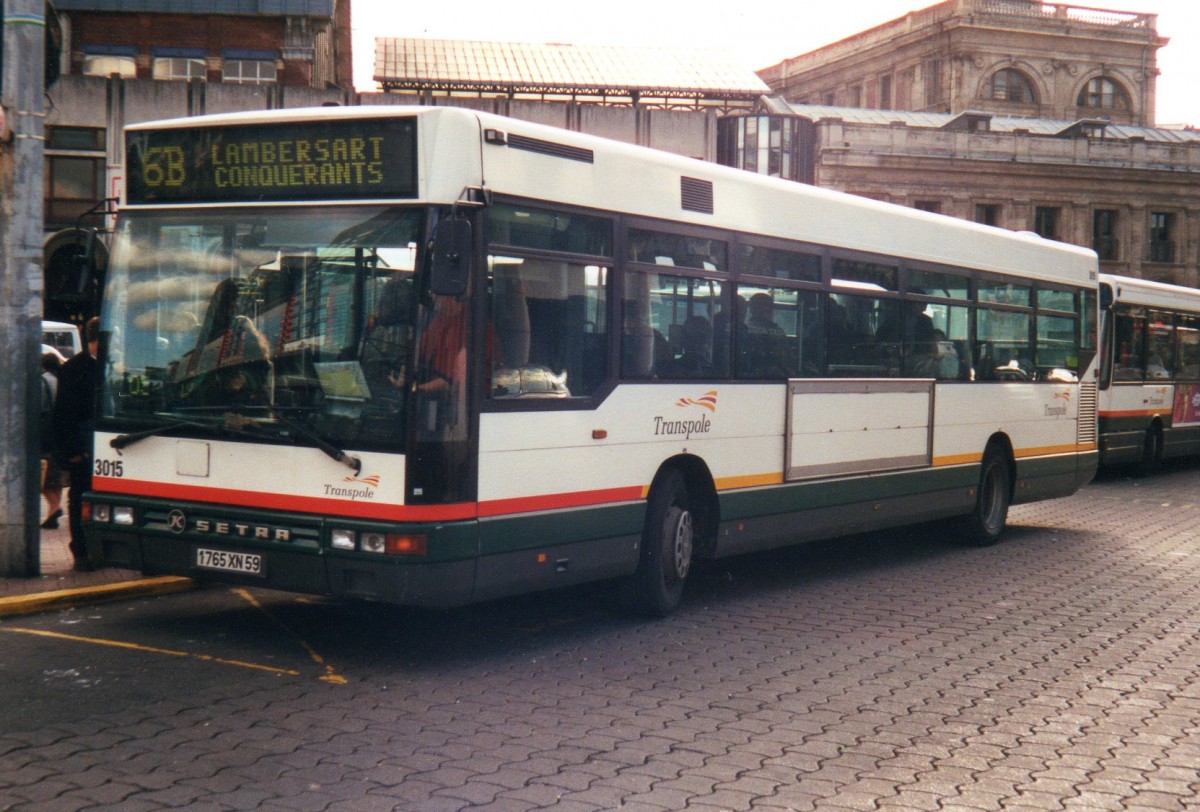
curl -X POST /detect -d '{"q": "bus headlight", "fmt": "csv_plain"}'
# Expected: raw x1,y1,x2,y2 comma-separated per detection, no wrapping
113,506,135,526
330,529,356,550
92,503,111,523
361,532,387,554
330,528,427,556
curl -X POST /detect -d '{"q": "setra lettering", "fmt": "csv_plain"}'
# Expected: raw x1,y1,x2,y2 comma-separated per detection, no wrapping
192,518,291,541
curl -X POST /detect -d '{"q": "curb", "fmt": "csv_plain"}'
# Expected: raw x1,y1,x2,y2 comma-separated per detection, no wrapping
0,577,196,618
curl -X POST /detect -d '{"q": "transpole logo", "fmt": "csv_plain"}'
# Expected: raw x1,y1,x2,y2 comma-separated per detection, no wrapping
324,473,380,500
675,391,718,412
1046,389,1071,417
655,391,718,439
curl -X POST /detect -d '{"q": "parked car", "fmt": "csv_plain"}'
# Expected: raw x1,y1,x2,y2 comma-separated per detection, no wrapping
41,320,81,359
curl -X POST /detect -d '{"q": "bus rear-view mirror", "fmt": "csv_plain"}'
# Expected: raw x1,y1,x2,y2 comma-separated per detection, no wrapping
430,218,471,296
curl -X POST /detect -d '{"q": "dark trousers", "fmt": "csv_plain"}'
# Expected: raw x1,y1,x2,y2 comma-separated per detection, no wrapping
66,458,92,563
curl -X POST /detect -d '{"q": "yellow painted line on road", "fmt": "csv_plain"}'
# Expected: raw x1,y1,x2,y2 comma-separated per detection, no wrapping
0,576,195,618
0,626,301,677
233,588,346,685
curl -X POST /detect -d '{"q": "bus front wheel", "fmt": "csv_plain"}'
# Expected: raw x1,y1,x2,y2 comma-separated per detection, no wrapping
959,447,1011,547
633,469,694,617
1135,425,1163,476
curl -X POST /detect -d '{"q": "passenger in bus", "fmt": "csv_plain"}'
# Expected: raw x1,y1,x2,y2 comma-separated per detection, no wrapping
416,293,469,395
877,299,937,375
823,299,857,369
739,293,791,377
411,292,483,501
1146,351,1170,380
658,315,714,379
976,341,1032,381
1113,341,1143,380
908,329,961,379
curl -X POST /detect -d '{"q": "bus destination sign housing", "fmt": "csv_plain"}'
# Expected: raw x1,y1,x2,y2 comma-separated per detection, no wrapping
125,117,418,204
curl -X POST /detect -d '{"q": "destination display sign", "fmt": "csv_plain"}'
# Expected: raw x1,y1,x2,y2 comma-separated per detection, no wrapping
125,117,418,204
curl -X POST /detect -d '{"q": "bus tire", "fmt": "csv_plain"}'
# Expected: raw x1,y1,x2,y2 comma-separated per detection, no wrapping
1135,424,1163,476
632,469,694,617
958,446,1011,547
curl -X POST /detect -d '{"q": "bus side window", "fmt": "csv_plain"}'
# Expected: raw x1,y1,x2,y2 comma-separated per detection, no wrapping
490,257,610,398
736,288,792,379
1146,310,1174,380
1176,314,1200,380
976,308,1033,381
1113,307,1145,381
621,275,664,379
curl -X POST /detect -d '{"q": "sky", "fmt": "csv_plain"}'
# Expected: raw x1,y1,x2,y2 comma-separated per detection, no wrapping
350,0,1198,127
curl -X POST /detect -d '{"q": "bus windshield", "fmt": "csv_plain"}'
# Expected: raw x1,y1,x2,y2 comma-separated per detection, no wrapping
100,205,424,454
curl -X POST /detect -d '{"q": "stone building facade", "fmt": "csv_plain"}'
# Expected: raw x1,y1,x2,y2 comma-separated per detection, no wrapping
757,0,1166,127
720,101,1199,287
738,0,1198,287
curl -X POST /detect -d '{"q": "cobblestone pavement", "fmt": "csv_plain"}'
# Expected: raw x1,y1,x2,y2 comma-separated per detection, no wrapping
3,464,1200,810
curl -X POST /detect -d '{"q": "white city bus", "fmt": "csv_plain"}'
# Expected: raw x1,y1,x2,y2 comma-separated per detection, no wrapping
1098,273,1200,471
85,106,1099,615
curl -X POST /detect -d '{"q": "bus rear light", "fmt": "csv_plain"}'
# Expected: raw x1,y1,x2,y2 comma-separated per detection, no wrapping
386,533,427,556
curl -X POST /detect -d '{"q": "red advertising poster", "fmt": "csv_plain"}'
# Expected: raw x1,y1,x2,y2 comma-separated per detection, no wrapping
1173,384,1200,427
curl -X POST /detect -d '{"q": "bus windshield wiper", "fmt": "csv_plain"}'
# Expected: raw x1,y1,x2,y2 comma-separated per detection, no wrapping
225,410,362,475
110,418,211,450
111,411,271,450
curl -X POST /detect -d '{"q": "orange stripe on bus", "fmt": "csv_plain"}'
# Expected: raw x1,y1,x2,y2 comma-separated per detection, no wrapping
1014,442,1095,458
933,453,983,467
1099,409,1169,419
935,443,1095,466
714,472,785,490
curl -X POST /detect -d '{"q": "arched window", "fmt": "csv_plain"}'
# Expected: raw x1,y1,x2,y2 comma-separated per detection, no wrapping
990,69,1036,104
1078,77,1130,111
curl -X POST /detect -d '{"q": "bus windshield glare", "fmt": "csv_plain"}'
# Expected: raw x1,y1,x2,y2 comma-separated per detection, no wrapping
99,206,424,454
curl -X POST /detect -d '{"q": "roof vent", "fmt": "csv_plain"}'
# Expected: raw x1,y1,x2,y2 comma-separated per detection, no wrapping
506,133,594,163
681,176,714,214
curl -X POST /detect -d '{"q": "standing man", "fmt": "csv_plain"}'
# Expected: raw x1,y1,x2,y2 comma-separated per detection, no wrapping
52,317,100,571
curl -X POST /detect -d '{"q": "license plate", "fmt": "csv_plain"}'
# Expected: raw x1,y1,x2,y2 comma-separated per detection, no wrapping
195,548,264,576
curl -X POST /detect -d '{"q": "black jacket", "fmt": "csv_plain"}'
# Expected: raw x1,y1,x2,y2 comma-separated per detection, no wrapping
51,351,98,466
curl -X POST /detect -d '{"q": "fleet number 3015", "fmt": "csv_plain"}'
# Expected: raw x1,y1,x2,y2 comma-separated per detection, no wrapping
94,459,124,477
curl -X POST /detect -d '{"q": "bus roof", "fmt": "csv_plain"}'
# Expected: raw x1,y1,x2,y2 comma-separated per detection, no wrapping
126,105,1098,287
1101,273,1200,311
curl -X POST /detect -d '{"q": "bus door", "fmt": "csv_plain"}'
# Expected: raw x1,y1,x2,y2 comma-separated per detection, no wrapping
408,212,479,504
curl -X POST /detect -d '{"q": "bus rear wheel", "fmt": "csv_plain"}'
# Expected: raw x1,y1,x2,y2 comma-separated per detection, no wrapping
632,469,694,617
959,447,1011,547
